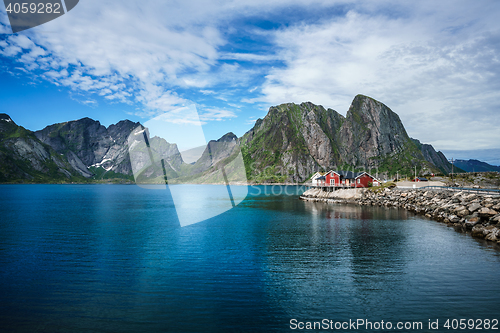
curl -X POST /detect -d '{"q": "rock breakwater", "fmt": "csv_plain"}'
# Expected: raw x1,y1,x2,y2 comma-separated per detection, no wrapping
300,187,500,244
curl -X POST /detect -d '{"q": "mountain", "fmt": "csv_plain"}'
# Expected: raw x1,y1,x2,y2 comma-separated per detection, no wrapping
411,138,458,174
240,95,451,182
34,117,142,180
127,125,185,183
0,114,85,182
240,101,344,182
0,94,456,184
453,159,500,173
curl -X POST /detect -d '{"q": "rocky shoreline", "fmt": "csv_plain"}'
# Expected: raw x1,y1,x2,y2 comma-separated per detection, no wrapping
300,187,500,244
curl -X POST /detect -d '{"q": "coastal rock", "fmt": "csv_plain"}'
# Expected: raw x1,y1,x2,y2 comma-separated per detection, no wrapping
478,207,498,218
485,233,497,241
484,227,499,241
468,202,482,212
471,225,486,238
465,216,481,227
302,187,500,244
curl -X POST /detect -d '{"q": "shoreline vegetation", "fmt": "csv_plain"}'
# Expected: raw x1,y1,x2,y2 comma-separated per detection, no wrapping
300,186,500,246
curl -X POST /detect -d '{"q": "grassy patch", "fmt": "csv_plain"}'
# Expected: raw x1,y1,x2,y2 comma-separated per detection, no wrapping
368,181,396,193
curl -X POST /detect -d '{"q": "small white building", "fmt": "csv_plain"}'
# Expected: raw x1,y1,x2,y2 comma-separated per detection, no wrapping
310,172,324,185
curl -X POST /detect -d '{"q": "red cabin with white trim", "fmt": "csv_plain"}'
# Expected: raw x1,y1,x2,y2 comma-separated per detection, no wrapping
354,172,380,188
325,170,340,186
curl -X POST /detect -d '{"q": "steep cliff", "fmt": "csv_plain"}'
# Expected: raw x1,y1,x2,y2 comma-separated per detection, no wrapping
126,125,184,183
35,118,141,180
241,95,451,182
411,138,456,174
241,102,344,182
0,114,85,182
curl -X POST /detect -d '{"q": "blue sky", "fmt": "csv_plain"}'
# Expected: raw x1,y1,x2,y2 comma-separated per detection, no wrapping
1,0,500,161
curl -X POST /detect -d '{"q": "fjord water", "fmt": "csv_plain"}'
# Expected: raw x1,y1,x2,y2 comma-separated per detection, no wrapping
1,185,499,332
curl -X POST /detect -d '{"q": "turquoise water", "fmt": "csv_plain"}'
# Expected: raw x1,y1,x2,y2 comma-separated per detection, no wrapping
1,185,499,332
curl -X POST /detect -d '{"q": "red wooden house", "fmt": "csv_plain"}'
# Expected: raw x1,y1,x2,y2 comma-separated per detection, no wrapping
354,172,380,187
325,171,340,186
313,170,380,188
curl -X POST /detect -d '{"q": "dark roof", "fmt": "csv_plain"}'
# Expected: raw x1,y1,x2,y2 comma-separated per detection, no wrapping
317,176,326,180
336,171,365,179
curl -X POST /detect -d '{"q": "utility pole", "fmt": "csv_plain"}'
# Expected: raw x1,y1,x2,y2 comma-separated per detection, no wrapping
451,158,454,182
414,165,417,181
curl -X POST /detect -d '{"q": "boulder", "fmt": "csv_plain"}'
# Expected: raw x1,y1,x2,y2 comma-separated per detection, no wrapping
465,216,481,230
471,225,485,238
464,193,477,200
457,209,470,217
468,202,482,213
478,207,498,218
485,228,499,242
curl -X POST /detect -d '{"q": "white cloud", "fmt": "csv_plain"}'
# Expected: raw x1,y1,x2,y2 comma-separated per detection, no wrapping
219,52,280,62
245,116,258,125
1,0,228,115
1,0,499,150
257,1,500,150
199,108,237,122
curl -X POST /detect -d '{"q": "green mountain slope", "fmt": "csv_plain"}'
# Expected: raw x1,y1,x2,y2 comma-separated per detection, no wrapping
239,95,452,182
0,114,87,183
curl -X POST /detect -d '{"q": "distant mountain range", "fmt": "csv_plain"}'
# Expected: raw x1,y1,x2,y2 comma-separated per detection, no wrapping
453,159,500,173
0,95,459,183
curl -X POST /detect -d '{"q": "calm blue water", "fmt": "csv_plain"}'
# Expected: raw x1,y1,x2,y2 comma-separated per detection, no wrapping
1,185,499,332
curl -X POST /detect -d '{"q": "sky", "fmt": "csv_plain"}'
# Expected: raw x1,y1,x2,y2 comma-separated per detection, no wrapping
1,0,500,163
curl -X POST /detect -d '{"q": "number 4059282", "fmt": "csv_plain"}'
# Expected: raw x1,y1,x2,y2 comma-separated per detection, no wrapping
5,2,62,14
443,319,498,330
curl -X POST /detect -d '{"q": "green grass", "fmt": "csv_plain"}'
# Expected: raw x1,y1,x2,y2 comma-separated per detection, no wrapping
368,181,396,193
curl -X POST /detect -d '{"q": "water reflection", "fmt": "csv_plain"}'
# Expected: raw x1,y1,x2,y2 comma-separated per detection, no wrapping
2,185,500,332
261,199,414,320
303,201,410,221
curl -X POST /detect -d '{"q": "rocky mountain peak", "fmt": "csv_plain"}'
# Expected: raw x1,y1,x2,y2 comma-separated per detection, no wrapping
215,132,238,143
0,113,13,123
339,94,412,166
240,94,451,182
